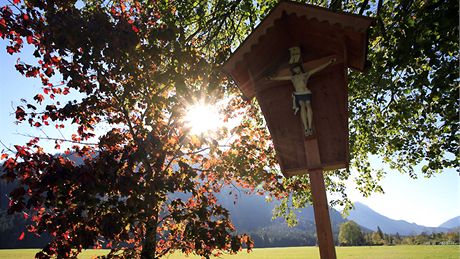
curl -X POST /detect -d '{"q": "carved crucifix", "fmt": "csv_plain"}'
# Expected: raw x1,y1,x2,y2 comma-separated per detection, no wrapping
268,46,336,136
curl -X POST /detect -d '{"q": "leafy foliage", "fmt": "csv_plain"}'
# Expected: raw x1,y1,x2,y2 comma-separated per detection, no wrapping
349,0,459,182
338,221,365,246
362,229,460,246
0,0,285,258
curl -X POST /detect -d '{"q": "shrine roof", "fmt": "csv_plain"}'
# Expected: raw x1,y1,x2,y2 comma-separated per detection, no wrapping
223,1,375,75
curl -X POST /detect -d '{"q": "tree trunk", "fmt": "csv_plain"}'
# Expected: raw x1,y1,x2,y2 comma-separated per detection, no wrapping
141,215,158,259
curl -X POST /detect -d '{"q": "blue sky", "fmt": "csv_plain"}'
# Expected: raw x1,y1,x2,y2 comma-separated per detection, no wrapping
343,160,459,227
1,37,459,228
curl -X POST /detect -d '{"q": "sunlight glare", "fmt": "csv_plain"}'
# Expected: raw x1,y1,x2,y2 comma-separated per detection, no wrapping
186,102,222,134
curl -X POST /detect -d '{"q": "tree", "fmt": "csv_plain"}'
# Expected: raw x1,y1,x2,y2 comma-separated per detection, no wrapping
0,1,284,258
0,0,458,258
371,230,384,245
347,0,458,192
377,226,384,240
392,232,402,245
338,221,364,246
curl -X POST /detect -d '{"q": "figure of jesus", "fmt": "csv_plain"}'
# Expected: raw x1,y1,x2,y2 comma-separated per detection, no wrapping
268,57,336,136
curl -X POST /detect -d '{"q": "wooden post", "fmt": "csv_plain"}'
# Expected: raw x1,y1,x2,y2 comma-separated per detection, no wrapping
305,137,337,259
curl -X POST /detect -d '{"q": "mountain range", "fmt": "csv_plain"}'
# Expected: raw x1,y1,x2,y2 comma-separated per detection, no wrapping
216,191,459,244
438,216,460,229
215,188,347,246
346,202,454,235
1,180,459,248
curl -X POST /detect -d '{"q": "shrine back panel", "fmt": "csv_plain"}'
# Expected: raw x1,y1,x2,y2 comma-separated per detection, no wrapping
223,2,373,176
255,63,348,177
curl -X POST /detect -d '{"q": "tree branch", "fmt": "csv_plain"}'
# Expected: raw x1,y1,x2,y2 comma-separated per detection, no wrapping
0,139,15,153
358,0,370,15
15,133,98,146
376,0,384,16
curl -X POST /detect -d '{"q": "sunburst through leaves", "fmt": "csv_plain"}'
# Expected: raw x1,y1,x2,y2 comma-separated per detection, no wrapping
185,101,222,134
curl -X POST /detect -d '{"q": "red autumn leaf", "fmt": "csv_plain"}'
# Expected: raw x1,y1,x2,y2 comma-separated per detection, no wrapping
26,35,33,44
6,46,15,54
34,94,44,104
51,56,61,63
44,67,53,77
18,232,25,240
14,37,23,45
14,145,27,156
15,63,26,73
4,158,16,170
1,153,8,160
43,88,49,94
25,68,39,77
23,212,29,219
15,106,25,120
34,122,41,127
132,25,139,33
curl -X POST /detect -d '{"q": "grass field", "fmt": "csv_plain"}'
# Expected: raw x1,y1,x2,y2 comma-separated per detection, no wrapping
0,245,459,259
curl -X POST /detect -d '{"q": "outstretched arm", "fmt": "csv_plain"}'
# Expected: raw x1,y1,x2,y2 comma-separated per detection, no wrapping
308,58,336,75
267,75,292,81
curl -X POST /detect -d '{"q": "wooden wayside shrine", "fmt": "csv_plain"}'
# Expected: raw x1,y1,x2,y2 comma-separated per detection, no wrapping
223,1,373,259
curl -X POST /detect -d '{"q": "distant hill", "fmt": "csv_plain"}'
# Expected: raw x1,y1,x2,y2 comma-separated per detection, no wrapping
2,156,458,248
347,202,451,235
1,176,346,248
438,216,460,229
215,188,346,247
0,181,50,248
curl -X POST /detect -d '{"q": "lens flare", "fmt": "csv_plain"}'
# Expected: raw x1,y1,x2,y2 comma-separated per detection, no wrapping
185,103,222,134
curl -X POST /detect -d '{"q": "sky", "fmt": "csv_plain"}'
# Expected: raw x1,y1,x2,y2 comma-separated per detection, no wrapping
343,159,459,227
1,35,459,229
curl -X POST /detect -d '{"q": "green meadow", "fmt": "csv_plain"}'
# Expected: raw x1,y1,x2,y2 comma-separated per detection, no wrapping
1,245,459,259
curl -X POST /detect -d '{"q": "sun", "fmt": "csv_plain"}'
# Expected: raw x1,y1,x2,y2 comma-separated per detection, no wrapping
185,102,222,134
